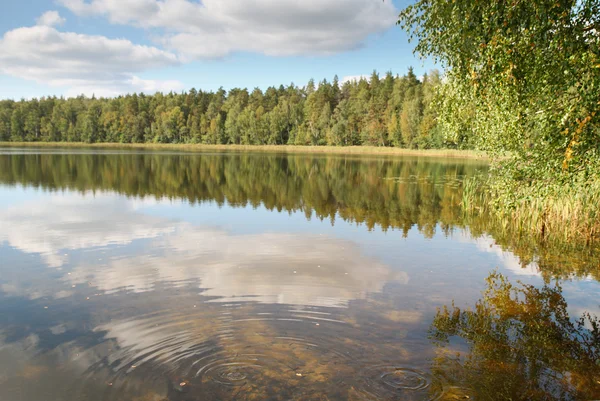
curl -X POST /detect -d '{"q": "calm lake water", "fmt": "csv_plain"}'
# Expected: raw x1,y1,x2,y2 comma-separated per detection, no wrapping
0,148,598,401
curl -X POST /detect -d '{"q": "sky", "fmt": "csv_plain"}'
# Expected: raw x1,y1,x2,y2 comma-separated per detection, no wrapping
0,0,436,99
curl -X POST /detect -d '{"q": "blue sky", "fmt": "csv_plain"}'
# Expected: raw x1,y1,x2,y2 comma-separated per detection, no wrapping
0,0,436,99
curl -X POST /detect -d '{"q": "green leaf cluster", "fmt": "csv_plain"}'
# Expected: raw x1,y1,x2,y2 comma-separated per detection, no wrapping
399,0,600,179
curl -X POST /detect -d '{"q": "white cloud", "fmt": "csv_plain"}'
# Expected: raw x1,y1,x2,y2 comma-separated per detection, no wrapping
0,19,183,96
129,75,184,92
58,0,398,58
65,76,185,97
340,74,370,84
36,11,66,27
1,2,397,96
58,217,408,307
454,231,541,277
0,193,175,267
471,235,540,276
0,190,406,307
65,226,408,308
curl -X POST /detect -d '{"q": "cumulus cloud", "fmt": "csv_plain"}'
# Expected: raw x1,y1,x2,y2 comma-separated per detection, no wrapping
64,226,407,308
0,18,183,96
0,190,405,307
1,2,397,95
0,193,175,267
58,0,398,58
36,11,66,27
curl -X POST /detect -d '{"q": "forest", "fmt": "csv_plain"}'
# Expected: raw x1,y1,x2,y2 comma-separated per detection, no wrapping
0,69,457,149
1,0,598,245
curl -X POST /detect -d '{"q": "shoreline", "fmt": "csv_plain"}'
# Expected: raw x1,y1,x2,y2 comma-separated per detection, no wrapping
0,142,488,160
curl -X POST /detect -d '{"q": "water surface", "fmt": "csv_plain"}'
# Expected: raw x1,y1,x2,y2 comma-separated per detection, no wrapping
0,148,598,401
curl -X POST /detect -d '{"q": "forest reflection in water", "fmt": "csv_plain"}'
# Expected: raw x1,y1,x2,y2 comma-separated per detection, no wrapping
0,148,598,401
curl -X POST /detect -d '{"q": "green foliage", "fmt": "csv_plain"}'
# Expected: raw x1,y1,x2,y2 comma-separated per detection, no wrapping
400,0,600,170
399,0,600,244
0,70,459,150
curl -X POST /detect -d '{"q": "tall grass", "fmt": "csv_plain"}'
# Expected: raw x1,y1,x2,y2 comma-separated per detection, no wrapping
463,176,600,246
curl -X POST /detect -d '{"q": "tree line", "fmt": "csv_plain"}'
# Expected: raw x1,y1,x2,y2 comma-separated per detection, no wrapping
0,69,469,149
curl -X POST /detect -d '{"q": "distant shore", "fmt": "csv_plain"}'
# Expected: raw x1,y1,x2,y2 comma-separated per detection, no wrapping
0,142,488,160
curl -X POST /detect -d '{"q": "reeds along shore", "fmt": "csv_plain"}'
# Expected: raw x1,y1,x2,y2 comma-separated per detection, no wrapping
463,177,600,247
0,142,487,159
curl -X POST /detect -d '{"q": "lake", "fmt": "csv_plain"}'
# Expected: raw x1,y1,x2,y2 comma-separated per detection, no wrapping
0,148,598,401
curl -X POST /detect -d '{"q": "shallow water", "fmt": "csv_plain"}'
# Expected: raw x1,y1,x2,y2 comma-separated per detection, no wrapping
0,148,598,401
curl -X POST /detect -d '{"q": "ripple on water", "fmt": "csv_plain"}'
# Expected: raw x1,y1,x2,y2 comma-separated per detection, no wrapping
84,304,407,400
356,365,443,401
197,357,268,387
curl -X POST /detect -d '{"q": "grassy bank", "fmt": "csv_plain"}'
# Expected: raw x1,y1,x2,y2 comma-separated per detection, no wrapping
0,142,487,160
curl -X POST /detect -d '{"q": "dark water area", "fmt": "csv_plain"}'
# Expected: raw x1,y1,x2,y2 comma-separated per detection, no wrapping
0,148,598,401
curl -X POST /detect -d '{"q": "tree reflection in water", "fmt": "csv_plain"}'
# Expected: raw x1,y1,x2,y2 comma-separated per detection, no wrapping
430,272,600,401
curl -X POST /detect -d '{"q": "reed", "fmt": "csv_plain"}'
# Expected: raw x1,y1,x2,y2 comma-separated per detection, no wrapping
0,142,488,160
464,176,600,246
